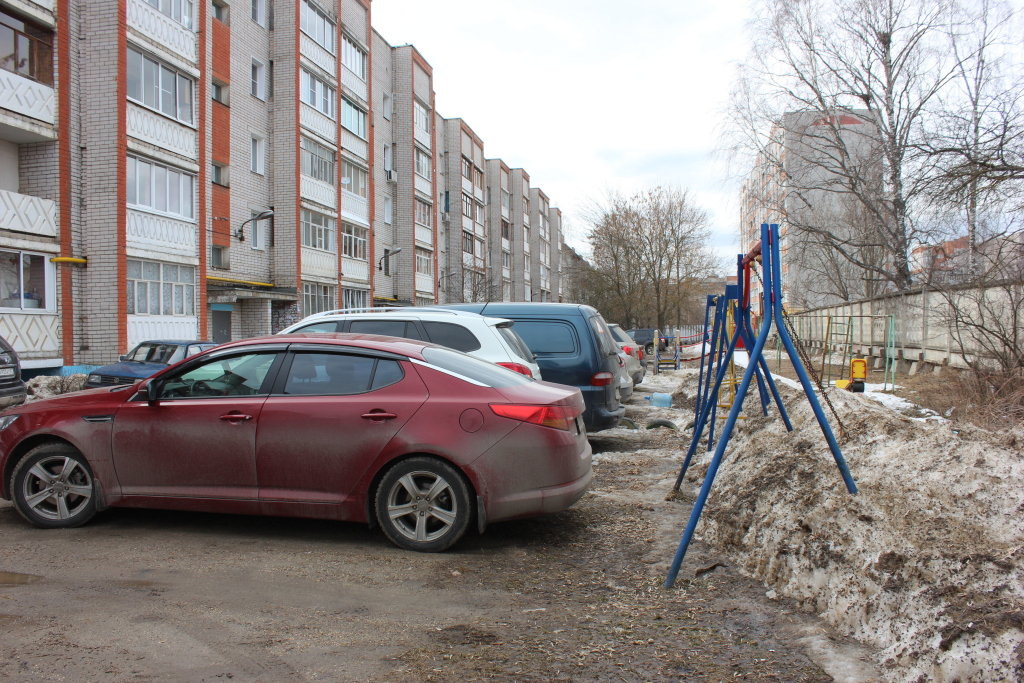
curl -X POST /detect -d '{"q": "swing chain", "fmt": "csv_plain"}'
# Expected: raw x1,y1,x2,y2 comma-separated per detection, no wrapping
751,264,847,440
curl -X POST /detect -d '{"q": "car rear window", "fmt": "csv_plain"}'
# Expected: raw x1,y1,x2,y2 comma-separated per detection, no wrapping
294,321,340,333
609,326,633,344
421,321,481,352
512,321,578,354
349,320,423,340
589,315,619,357
497,326,535,362
420,346,533,387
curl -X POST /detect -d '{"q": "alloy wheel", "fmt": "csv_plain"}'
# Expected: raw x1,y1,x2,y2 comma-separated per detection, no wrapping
20,455,93,522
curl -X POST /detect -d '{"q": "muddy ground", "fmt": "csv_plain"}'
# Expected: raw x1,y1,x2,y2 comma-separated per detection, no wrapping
0,381,881,682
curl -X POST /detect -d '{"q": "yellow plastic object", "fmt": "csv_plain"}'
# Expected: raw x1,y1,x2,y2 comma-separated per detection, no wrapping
50,256,88,265
835,379,852,390
851,358,868,380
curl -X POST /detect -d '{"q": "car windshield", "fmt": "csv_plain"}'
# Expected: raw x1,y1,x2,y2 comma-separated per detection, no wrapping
126,343,184,364
420,346,534,387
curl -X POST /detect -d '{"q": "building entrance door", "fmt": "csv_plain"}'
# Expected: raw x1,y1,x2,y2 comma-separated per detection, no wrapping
212,309,231,343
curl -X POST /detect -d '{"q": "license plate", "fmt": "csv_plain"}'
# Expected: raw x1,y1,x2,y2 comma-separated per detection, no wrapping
0,368,14,378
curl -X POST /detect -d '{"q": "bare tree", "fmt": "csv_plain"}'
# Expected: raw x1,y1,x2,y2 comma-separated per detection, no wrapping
581,186,717,329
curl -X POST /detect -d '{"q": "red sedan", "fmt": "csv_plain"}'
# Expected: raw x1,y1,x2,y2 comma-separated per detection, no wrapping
0,334,592,552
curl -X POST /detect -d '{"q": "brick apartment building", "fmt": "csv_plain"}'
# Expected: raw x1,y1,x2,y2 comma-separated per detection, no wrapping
0,0,565,370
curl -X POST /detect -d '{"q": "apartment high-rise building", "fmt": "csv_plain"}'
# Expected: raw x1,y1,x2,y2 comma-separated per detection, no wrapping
0,0,570,368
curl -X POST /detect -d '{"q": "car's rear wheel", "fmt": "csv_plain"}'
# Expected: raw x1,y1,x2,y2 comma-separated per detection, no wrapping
645,343,654,356
375,457,472,552
11,444,97,529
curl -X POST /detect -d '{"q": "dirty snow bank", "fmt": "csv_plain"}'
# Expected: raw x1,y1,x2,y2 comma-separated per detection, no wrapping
24,374,87,402
662,369,1024,682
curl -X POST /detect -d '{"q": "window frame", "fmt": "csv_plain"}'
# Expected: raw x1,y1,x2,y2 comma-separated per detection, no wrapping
302,282,336,315
300,136,335,184
341,98,366,138
0,10,53,85
128,154,196,221
127,47,194,125
0,249,56,312
414,148,431,179
301,208,336,253
250,134,265,174
126,259,196,317
341,34,366,80
299,0,335,54
251,0,265,26
341,159,367,197
251,58,266,100
341,223,368,260
300,68,335,118
415,248,432,276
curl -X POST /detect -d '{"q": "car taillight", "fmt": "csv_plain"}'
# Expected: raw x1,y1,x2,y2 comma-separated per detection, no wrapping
497,362,534,378
590,371,615,386
489,404,582,430
638,347,644,361
623,346,634,356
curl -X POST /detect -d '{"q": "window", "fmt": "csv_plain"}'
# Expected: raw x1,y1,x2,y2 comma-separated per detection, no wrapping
211,162,228,186
475,201,484,223
382,93,392,120
211,245,228,268
414,148,431,178
501,220,511,240
383,195,393,224
461,193,472,218
300,0,334,53
501,189,511,213
158,353,276,399
301,136,334,184
341,98,366,138
212,0,228,23
462,157,472,180
128,155,195,219
300,69,335,118
126,259,195,316
0,11,52,85
422,322,481,353
128,48,193,124
341,35,366,79
383,145,392,172
382,248,392,276
476,238,485,259
415,199,432,227
251,210,271,250
250,135,265,174
502,250,511,270
342,223,367,260
415,248,432,275
349,319,421,340
301,209,336,252
250,0,264,25
142,0,192,28
462,231,473,254
303,282,336,315
342,288,368,310
413,100,429,135
420,346,533,388
474,168,483,189
212,81,228,105
513,321,578,355
341,160,367,196
524,253,531,275
0,250,51,310
251,58,265,99
284,353,400,395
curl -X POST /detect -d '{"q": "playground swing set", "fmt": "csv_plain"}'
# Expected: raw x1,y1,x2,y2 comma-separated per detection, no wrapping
663,223,860,589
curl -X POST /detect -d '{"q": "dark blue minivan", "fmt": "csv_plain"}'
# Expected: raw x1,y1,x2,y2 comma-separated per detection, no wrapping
434,303,625,431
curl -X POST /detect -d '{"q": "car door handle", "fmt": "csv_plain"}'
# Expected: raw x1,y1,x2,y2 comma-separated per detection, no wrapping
361,411,398,421
219,413,253,422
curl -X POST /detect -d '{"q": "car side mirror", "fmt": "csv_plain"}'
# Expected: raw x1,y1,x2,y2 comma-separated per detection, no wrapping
118,355,128,362
138,381,160,403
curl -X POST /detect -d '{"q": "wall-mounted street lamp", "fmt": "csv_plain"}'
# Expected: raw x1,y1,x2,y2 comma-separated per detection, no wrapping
378,247,402,271
236,209,274,242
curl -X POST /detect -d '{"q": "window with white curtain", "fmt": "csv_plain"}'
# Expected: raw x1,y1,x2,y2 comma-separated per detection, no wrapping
126,260,195,316
343,288,368,310
342,223,367,260
128,156,195,219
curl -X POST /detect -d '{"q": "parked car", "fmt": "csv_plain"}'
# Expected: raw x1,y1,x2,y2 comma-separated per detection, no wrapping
626,328,666,356
609,324,645,386
85,340,218,389
0,335,26,409
431,303,625,431
278,308,542,379
0,334,592,552
616,352,633,403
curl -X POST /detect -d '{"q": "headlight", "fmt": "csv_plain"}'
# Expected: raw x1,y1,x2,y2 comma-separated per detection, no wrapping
0,414,20,430
87,374,101,384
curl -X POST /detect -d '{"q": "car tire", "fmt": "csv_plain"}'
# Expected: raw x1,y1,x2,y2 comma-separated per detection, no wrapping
11,443,97,529
375,456,472,553
644,344,654,356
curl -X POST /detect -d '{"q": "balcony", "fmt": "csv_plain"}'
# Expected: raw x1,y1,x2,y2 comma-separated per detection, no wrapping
341,191,368,224
462,215,473,232
461,176,473,194
415,224,432,246
414,125,430,148
0,70,55,127
127,102,197,160
342,257,369,282
301,247,336,279
300,33,336,76
126,208,198,259
301,175,337,210
342,67,367,102
501,204,509,220
0,312,59,361
342,129,367,160
0,189,56,237
128,315,197,348
127,0,197,63
300,104,335,144
415,272,433,294
474,186,484,202
414,173,431,198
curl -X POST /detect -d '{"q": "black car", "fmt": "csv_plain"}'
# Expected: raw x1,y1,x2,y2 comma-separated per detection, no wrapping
0,335,27,409
433,303,625,431
626,328,667,355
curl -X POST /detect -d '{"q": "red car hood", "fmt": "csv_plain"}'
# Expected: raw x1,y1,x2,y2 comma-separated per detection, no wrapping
2,385,136,415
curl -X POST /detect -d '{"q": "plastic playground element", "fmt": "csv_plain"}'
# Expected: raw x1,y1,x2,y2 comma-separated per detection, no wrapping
664,223,859,589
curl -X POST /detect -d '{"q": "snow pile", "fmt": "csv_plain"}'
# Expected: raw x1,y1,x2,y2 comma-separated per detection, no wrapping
669,370,1024,682
25,374,87,402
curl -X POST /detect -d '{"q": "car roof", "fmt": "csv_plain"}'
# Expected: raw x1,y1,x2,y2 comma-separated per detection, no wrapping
134,340,215,345
298,308,493,322
435,302,597,316
212,332,433,359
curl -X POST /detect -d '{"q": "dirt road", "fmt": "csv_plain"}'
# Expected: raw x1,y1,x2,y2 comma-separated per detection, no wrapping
0,380,879,682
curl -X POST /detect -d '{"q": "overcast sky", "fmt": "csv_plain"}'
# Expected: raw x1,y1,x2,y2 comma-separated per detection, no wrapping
371,0,754,269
